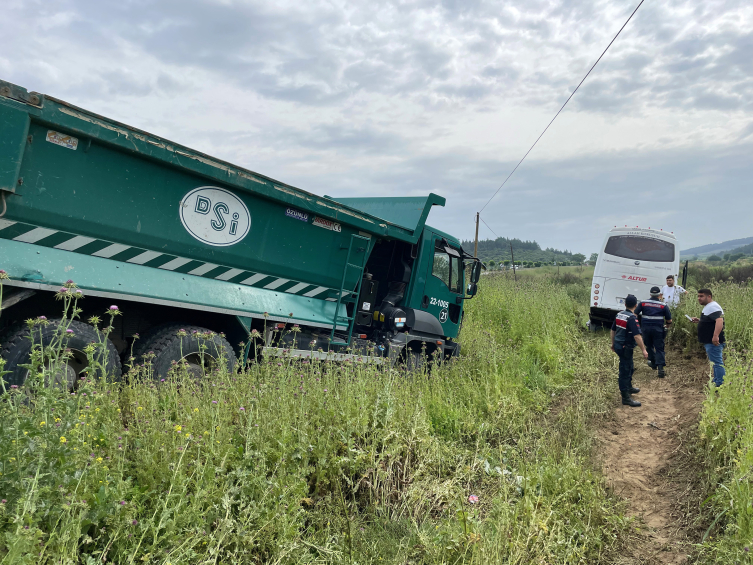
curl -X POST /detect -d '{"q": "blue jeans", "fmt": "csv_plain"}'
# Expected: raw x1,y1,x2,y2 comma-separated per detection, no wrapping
703,342,726,386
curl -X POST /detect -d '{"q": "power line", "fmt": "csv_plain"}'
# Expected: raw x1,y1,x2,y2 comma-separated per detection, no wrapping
479,216,500,239
479,0,646,213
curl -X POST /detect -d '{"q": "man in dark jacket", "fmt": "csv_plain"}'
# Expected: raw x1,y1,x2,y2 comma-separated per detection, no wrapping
635,286,672,378
611,294,649,407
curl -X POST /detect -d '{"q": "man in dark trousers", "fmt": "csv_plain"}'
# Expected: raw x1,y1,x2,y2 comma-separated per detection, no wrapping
690,288,726,386
611,294,649,407
635,286,672,378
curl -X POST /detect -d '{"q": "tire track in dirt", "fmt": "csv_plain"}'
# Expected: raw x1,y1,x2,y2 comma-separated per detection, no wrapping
599,351,708,565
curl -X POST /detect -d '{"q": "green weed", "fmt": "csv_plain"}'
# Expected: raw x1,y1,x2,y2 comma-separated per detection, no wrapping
669,280,753,563
0,273,630,564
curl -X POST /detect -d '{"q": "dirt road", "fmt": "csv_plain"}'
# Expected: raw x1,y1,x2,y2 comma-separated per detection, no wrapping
600,352,709,565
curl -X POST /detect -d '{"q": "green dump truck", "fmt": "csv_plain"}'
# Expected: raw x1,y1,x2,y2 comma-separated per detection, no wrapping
0,79,482,384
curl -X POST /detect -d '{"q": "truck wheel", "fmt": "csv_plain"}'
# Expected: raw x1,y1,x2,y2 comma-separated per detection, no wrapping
403,348,427,372
133,324,237,380
0,319,122,388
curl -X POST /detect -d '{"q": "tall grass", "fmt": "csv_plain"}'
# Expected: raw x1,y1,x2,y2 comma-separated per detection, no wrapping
669,281,753,563
685,262,753,289
0,275,629,564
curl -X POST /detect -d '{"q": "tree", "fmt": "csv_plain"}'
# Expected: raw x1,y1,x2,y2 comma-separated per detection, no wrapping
588,253,598,266
503,260,510,268
723,253,731,261
707,255,722,262
730,253,745,262
489,260,496,270
572,253,586,264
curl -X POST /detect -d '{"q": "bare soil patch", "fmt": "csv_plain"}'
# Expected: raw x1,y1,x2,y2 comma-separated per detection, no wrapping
599,350,709,565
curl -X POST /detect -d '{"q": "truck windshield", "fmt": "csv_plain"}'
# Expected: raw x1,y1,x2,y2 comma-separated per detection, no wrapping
432,243,462,293
604,236,675,262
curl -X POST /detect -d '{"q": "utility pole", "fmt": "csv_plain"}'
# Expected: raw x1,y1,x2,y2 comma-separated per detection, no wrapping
510,243,517,282
473,212,480,259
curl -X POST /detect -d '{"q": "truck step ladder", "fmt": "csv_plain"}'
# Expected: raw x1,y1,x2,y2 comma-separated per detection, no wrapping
329,234,370,348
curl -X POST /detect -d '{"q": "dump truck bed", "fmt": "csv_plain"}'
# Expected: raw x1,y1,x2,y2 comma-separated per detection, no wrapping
0,80,445,330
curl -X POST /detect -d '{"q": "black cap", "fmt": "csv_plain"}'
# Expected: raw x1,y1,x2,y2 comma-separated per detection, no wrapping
650,286,661,295
625,294,638,308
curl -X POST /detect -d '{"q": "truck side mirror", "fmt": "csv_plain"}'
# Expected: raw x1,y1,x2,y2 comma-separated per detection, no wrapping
467,283,478,297
471,262,481,284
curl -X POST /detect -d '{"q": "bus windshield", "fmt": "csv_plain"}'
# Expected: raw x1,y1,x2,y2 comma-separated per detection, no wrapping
604,235,675,262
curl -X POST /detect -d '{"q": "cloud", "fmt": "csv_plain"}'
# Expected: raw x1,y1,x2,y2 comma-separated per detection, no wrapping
1,0,751,253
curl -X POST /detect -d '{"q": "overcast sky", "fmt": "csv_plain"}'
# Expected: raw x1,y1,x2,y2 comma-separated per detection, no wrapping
2,0,751,254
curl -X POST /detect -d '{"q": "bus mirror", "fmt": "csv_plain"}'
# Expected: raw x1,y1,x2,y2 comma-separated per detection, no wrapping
467,283,478,297
471,261,481,284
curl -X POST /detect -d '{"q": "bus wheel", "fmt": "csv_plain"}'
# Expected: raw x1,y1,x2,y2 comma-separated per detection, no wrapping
133,324,237,380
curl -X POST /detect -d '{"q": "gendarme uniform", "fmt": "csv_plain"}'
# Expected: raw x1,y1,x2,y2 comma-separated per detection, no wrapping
635,289,672,377
611,308,641,397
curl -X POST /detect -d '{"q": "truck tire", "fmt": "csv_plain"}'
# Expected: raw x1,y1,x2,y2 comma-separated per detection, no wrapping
403,348,427,372
133,324,237,380
0,319,122,388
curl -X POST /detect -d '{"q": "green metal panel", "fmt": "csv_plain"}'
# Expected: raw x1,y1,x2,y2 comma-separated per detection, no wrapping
330,195,446,232
0,238,347,329
0,102,30,193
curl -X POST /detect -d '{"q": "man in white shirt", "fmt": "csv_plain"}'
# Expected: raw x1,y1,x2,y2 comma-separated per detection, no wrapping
661,275,686,306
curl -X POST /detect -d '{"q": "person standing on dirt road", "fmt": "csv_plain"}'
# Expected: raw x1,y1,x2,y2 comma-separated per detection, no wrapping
662,275,686,306
611,294,649,407
635,286,672,378
690,289,726,387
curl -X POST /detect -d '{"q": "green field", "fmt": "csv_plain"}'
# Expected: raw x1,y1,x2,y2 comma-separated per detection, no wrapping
1,267,752,564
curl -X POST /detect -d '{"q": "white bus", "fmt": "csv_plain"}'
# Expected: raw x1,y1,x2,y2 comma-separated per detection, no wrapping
589,227,680,329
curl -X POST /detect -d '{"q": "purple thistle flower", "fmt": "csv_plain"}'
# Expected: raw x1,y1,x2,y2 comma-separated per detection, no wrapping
38,315,47,320
120,501,126,506
66,329,74,334
59,288,68,293
239,407,245,411
66,279,74,284
212,400,218,404
109,305,118,310
132,520,138,525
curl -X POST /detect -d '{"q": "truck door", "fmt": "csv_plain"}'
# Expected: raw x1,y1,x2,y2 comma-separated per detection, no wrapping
422,237,464,336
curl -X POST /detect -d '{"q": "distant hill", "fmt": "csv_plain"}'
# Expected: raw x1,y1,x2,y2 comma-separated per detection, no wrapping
681,236,753,258
729,242,753,256
461,237,575,263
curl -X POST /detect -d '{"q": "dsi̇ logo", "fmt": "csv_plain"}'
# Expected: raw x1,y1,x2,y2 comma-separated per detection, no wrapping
180,186,251,246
